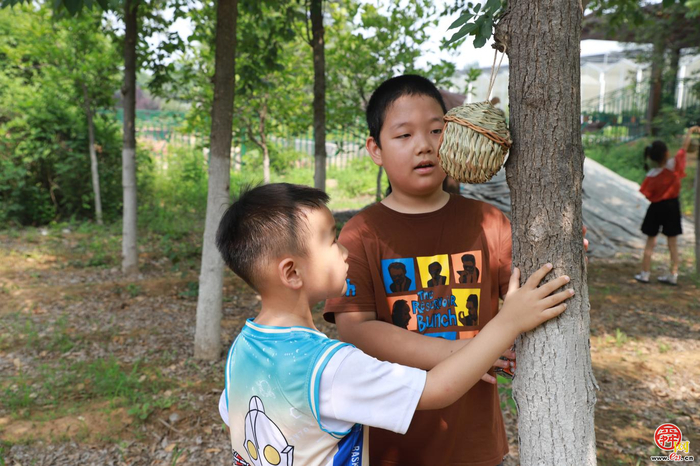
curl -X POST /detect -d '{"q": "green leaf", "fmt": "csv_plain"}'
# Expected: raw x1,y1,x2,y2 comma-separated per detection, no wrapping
474,3,481,13
480,16,493,40
447,12,473,30
662,0,675,6
447,22,479,44
473,33,487,48
485,0,502,13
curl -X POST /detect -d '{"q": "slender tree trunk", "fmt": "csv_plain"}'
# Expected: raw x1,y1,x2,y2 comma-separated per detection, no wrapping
194,0,239,361
695,155,700,274
376,166,383,201
121,0,139,275
260,103,270,184
496,1,597,464
82,83,103,226
311,0,326,191
666,46,681,107
647,41,665,136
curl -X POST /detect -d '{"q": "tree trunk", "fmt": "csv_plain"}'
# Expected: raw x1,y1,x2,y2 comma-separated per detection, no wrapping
695,155,700,274
82,83,103,226
376,166,383,201
666,46,681,108
194,0,239,361
647,41,665,136
311,0,326,191
260,103,270,184
121,0,139,275
496,1,597,464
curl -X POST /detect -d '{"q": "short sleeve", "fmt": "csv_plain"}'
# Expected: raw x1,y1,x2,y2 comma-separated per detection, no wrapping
219,389,229,426
497,211,513,299
318,346,426,435
324,216,378,322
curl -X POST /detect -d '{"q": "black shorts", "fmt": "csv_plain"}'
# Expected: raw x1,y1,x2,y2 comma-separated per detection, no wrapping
641,198,682,237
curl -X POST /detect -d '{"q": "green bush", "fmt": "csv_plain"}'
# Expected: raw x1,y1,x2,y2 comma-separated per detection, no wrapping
0,81,125,226
585,139,649,184
138,144,207,236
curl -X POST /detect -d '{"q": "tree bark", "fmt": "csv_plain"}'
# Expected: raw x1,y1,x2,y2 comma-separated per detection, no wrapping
695,154,700,274
82,83,103,226
647,41,665,136
495,1,597,464
121,0,139,275
666,46,681,107
260,102,270,184
194,0,239,361
245,101,270,184
311,0,326,191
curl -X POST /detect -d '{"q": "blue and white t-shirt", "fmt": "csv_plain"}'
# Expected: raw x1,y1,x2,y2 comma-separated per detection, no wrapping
223,319,425,466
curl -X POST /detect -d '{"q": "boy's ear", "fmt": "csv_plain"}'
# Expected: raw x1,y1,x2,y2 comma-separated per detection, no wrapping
366,137,383,166
278,257,303,290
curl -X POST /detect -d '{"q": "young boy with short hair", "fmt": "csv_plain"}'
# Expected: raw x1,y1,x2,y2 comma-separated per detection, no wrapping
217,182,572,466
323,74,565,465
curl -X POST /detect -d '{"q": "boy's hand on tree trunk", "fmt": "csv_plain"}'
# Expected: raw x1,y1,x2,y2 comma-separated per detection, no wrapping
498,265,573,336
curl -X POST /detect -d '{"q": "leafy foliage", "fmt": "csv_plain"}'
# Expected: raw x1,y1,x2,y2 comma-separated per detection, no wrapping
0,6,126,225
444,0,503,48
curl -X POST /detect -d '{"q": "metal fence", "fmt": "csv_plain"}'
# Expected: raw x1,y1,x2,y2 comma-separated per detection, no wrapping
580,78,700,145
111,109,368,169
114,81,700,158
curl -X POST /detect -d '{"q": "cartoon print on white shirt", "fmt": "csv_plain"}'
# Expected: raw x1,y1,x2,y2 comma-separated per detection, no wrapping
244,396,294,466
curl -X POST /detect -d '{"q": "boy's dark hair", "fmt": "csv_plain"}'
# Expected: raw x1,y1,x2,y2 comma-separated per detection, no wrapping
366,74,447,149
216,183,329,291
644,140,668,171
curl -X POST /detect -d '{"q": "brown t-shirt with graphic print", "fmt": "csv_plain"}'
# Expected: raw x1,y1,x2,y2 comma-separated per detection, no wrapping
324,194,512,466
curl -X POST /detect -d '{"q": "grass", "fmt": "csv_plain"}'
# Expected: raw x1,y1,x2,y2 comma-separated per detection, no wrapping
2,356,173,423
1,311,174,424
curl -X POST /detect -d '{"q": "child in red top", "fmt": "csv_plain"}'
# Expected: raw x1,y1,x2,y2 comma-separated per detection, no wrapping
635,126,699,285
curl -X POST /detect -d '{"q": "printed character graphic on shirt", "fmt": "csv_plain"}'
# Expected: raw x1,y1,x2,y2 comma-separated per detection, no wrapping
426,262,447,287
388,262,412,292
243,396,294,466
453,289,480,327
381,259,417,293
391,299,412,329
416,255,451,289
458,254,480,284
232,449,251,466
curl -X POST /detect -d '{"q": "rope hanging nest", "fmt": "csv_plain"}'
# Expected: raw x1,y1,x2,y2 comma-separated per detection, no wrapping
437,47,511,184
438,102,512,184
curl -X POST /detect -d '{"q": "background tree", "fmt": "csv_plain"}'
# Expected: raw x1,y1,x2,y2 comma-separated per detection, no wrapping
193,0,239,361
235,0,309,184
0,5,123,225
309,0,326,191
583,0,700,135
326,0,456,198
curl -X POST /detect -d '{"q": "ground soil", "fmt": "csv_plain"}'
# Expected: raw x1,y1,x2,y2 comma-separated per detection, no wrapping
1,229,698,465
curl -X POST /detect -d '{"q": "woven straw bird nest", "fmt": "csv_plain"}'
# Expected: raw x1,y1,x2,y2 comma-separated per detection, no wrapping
438,101,512,184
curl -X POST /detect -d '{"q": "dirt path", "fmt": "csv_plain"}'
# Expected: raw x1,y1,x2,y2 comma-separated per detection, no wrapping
1,229,698,465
